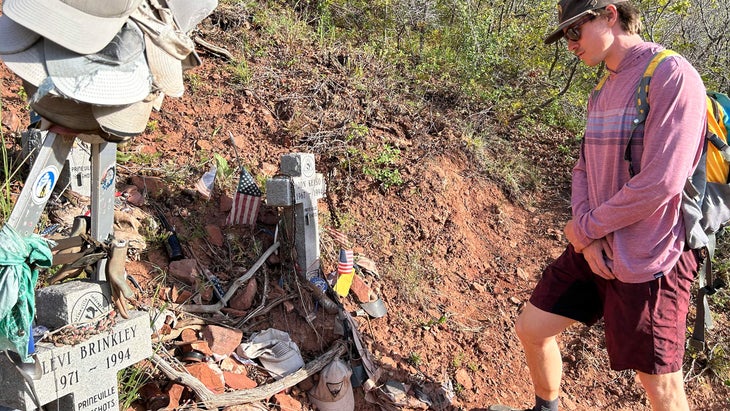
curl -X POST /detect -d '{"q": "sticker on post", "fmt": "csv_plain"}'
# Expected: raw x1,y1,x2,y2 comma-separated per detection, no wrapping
100,165,116,190
31,166,59,204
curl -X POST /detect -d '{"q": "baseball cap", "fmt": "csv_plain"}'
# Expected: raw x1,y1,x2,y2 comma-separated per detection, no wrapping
544,0,628,44
308,359,355,411
3,0,143,54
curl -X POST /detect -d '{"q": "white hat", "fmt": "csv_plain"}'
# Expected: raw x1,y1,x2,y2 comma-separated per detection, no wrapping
166,0,218,33
0,38,48,87
309,359,355,411
45,21,152,106
3,0,144,55
0,14,40,54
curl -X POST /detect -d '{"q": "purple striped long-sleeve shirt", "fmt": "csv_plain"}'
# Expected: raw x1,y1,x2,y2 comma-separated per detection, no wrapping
571,42,706,283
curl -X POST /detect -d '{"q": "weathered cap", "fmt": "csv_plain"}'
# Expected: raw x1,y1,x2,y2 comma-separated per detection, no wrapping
3,0,143,54
544,0,628,44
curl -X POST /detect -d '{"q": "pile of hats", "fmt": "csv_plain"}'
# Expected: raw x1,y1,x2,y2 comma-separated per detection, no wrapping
0,0,217,142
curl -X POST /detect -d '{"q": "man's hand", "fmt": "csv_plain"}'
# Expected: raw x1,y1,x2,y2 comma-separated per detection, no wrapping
582,239,615,280
564,219,584,252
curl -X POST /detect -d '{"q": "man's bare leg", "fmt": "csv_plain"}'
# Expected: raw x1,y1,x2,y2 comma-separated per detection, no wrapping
515,302,576,402
637,370,689,411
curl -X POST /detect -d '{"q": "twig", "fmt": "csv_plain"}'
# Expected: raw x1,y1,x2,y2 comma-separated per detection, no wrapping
150,341,348,408
178,242,279,313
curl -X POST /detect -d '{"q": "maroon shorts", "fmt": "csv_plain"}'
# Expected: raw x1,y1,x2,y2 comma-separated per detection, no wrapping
529,245,698,374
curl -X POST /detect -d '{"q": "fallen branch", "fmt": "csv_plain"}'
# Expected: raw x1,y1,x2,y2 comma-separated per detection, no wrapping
150,341,348,409
178,242,279,314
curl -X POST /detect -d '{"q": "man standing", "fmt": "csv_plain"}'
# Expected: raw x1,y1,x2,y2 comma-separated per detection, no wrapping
490,1,706,410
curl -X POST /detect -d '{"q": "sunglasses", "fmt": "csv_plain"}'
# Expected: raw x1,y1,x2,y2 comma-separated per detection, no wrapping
564,14,596,42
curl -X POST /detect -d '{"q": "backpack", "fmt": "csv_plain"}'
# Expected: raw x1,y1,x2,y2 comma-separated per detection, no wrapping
593,49,730,349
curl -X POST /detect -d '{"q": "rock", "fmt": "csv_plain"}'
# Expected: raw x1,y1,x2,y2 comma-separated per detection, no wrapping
273,392,302,411
230,278,257,311
455,368,473,391
350,274,374,303
205,224,224,247
202,324,243,357
121,185,146,206
1,111,20,132
168,259,199,285
184,362,225,394
223,371,257,390
164,383,188,409
130,175,167,198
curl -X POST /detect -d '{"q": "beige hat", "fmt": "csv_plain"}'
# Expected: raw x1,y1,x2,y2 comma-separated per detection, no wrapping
0,14,40,54
45,21,152,106
23,81,101,133
144,34,185,97
3,0,144,54
308,359,355,411
93,93,155,139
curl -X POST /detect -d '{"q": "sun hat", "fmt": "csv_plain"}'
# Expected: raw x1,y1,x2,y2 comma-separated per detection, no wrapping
23,81,101,133
45,21,152,106
2,0,144,55
144,34,185,97
0,14,41,55
544,0,628,44
0,39,49,88
308,358,355,411
93,93,156,139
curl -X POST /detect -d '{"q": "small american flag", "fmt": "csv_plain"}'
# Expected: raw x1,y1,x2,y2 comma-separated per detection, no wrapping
337,249,354,276
226,168,262,226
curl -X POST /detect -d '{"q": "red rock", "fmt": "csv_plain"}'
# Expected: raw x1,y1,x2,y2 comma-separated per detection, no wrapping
223,371,257,390
349,274,374,303
130,175,167,197
229,278,257,311
168,259,199,285
202,324,243,357
175,289,193,304
184,363,225,394
273,392,302,410
1,111,21,132
205,224,224,247
220,195,233,212
164,383,187,409
455,368,473,391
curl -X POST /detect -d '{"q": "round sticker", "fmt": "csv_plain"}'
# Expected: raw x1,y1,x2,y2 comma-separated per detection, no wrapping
31,166,59,205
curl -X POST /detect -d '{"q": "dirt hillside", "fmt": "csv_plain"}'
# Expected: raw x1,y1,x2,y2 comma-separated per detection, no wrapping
1,2,729,410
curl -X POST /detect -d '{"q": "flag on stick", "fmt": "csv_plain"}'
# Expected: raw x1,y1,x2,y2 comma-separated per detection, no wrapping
333,248,355,296
226,168,262,226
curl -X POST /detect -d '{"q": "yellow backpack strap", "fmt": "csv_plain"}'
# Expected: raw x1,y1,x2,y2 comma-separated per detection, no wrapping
624,49,679,176
635,49,679,122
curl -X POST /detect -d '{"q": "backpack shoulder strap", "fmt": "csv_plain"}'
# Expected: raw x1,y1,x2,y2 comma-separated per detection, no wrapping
625,49,679,176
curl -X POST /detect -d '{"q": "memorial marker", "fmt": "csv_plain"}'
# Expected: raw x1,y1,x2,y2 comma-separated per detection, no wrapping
266,153,326,279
